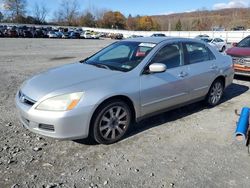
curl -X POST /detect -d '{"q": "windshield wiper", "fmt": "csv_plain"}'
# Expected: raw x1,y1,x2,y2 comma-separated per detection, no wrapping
79,58,89,63
91,63,111,70
84,61,124,72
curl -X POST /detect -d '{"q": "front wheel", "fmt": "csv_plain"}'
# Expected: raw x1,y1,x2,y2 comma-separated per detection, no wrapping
206,79,224,107
92,100,131,144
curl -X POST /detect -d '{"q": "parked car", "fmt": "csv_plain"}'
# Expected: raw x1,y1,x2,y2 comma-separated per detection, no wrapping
62,32,69,39
226,36,250,76
0,30,4,37
80,31,92,39
34,29,45,38
16,37,234,144
91,32,100,39
232,26,245,31
23,30,33,38
151,33,166,37
55,31,64,38
195,34,210,39
6,29,18,37
128,35,144,38
110,33,123,40
69,31,80,39
201,38,227,52
47,31,58,38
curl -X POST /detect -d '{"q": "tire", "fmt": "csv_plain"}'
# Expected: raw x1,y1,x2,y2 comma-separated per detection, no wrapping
91,100,132,144
206,79,224,107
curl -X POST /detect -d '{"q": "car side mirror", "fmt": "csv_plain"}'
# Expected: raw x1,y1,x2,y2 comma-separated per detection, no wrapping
148,63,167,73
232,42,238,47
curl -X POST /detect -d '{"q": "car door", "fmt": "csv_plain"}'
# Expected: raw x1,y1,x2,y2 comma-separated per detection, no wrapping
140,42,190,116
181,42,219,100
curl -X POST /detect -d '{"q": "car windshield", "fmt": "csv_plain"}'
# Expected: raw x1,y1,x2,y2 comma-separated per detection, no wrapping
84,41,156,72
237,37,250,47
201,38,212,43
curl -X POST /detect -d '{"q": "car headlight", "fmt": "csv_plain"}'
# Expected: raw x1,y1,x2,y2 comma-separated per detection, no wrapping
36,92,84,111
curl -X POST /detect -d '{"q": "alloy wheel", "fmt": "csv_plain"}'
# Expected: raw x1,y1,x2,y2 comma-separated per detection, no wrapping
99,105,129,141
209,82,223,105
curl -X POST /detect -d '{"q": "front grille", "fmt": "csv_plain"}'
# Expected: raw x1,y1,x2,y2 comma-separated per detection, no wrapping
18,91,36,106
232,56,250,67
38,124,55,131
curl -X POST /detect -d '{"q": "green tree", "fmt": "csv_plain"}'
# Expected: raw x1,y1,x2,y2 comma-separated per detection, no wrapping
175,19,182,31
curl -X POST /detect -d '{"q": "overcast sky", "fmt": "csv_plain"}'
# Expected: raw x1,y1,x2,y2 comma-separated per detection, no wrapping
0,0,250,19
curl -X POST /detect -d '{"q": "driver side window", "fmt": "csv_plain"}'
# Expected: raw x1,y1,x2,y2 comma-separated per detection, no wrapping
151,43,183,69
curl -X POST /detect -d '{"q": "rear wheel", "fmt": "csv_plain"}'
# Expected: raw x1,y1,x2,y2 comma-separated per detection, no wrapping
206,79,224,107
92,100,131,144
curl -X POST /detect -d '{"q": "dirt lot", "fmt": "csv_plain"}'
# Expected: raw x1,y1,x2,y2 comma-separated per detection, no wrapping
0,38,250,188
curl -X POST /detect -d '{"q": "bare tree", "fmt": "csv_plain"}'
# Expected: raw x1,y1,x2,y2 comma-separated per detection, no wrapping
3,0,26,20
54,0,79,26
79,11,95,27
33,3,48,23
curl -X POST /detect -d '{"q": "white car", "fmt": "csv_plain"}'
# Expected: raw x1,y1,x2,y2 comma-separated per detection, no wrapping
201,38,227,52
80,31,92,39
47,31,58,38
91,33,100,39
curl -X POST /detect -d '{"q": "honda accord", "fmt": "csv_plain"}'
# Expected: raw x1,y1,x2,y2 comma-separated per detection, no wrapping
16,37,234,144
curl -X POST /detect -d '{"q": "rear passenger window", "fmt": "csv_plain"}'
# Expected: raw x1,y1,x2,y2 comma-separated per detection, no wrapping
151,44,182,69
185,42,215,64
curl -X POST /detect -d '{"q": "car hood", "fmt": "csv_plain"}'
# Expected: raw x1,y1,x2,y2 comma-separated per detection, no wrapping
226,47,250,56
21,63,121,101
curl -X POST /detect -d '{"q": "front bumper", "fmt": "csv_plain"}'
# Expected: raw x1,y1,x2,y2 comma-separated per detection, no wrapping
234,64,250,76
15,94,92,140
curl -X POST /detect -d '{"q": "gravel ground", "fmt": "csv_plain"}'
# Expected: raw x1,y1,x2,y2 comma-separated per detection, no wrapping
0,38,250,188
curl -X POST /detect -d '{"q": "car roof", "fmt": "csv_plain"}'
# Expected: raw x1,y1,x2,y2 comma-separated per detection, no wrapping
124,37,201,44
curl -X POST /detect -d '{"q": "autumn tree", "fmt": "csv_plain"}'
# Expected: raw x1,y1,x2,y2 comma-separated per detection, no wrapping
137,16,160,31
175,19,182,31
79,12,96,27
54,0,79,26
3,0,27,21
126,14,137,30
102,11,126,29
33,3,48,24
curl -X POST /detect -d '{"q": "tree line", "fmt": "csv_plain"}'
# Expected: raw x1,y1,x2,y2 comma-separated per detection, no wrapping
0,0,160,31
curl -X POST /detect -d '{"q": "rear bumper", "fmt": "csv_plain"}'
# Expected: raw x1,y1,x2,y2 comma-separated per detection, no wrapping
15,94,92,140
224,67,235,88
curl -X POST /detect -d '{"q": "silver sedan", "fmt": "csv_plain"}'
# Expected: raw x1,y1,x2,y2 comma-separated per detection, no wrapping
15,37,234,144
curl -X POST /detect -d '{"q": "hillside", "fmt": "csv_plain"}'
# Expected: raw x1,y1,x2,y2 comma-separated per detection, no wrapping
152,8,250,31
